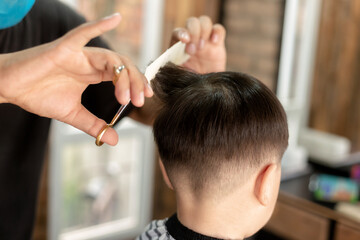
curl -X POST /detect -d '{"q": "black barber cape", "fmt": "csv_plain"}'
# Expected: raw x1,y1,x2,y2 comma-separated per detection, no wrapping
0,0,129,239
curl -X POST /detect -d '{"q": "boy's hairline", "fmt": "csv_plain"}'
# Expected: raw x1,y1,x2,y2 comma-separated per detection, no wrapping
160,151,283,195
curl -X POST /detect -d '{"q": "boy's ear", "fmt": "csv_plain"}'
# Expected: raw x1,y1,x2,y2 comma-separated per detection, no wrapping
159,159,174,190
254,162,281,206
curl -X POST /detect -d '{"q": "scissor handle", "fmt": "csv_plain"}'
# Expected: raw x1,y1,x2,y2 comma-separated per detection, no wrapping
95,103,129,146
95,124,110,146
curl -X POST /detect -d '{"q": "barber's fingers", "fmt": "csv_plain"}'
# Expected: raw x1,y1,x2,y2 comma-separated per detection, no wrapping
210,24,226,45
83,48,153,107
114,56,153,107
62,13,122,50
198,16,213,49
170,17,213,47
69,106,119,146
114,67,131,105
82,47,122,83
170,16,226,51
185,17,201,55
170,28,191,46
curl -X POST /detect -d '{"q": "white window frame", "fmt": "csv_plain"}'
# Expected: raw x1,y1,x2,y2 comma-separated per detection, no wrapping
277,0,322,177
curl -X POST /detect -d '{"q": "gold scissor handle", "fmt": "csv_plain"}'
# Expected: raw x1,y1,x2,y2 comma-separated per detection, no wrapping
95,102,129,146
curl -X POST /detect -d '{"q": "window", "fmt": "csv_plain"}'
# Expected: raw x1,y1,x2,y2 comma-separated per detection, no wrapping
50,1,164,239
277,0,322,179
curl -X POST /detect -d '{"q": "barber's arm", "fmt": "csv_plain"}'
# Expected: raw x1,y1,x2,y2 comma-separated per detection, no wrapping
0,13,153,146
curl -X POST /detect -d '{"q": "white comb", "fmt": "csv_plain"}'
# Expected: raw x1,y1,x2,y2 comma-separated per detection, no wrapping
144,41,190,81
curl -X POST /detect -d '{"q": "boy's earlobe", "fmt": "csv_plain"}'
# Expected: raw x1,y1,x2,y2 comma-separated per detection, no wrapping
254,162,281,206
159,159,174,190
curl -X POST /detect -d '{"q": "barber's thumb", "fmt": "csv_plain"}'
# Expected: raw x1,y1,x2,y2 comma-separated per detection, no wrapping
65,13,122,47
99,13,122,30
67,107,119,146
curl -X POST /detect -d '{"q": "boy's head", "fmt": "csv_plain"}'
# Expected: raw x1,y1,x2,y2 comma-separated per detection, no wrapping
152,63,288,237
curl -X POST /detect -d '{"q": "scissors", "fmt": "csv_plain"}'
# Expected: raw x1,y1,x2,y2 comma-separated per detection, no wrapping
95,41,189,146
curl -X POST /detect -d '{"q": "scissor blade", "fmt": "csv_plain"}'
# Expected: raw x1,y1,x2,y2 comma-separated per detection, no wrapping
144,41,190,82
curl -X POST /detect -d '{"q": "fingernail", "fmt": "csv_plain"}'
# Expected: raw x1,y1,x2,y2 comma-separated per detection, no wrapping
147,82,154,95
211,34,219,43
180,31,190,42
199,39,205,50
138,91,144,105
124,89,130,102
103,12,121,20
188,43,196,55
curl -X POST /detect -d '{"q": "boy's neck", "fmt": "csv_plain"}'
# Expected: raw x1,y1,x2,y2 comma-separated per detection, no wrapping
175,188,258,240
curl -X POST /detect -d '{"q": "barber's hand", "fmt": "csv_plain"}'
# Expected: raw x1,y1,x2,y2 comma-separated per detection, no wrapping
0,13,153,146
130,16,226,126
171,16,226,73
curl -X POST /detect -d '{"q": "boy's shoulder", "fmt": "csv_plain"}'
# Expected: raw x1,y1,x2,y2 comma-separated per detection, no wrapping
136,218,174,240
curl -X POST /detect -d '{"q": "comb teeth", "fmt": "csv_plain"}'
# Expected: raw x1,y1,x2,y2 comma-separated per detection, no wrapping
144,41,189,82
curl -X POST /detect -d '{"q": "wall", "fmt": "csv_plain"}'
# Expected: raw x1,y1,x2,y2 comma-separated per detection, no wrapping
32,152,48,239
223,0,285,90
309,0,360,151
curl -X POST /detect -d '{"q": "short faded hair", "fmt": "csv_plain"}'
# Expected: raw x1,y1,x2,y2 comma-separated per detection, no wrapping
152,63,288,194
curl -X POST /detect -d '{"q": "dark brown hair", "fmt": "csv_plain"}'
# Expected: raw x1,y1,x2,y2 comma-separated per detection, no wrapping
152,63,288,193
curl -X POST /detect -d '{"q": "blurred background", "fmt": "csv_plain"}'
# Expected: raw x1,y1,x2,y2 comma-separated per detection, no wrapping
33,0,360,239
